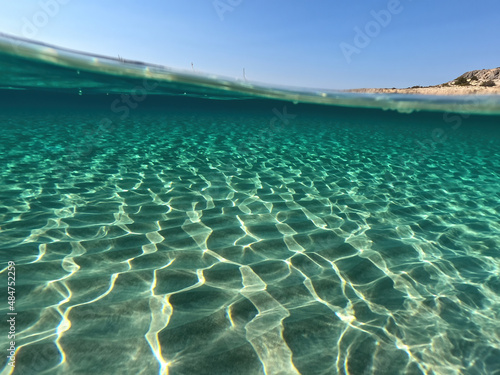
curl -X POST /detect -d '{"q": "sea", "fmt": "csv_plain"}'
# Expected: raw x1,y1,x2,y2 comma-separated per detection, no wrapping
0,34,499,375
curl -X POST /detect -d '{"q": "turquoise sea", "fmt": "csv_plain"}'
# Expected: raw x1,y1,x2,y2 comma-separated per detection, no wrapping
1,34,500,375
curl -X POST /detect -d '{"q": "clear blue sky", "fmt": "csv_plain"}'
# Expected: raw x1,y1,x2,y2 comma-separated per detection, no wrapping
1,0,499,89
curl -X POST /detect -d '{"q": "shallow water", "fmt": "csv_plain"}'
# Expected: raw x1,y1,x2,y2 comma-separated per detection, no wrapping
1,35,500,375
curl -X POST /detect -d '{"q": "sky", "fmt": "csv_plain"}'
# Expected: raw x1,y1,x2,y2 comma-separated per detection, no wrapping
0,0,499,89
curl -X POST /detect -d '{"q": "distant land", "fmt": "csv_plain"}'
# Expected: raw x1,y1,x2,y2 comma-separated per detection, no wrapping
347,67,500,95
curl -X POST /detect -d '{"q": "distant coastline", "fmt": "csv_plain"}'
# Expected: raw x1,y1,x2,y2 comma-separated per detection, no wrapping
346,67,500,95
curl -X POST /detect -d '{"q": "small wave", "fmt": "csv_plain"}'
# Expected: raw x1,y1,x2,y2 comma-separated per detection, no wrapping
1,33,500,115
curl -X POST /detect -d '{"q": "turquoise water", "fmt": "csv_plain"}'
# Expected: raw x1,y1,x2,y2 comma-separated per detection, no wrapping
1,35,500,375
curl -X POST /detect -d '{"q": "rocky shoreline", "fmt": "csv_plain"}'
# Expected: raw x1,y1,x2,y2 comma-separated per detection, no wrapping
346,67,500,95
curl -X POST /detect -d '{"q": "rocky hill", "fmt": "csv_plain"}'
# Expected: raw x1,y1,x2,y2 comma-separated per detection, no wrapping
449,67,500,86
452,68,500,83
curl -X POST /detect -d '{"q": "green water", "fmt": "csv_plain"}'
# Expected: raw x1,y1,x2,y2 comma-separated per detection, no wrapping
1,35,500,375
